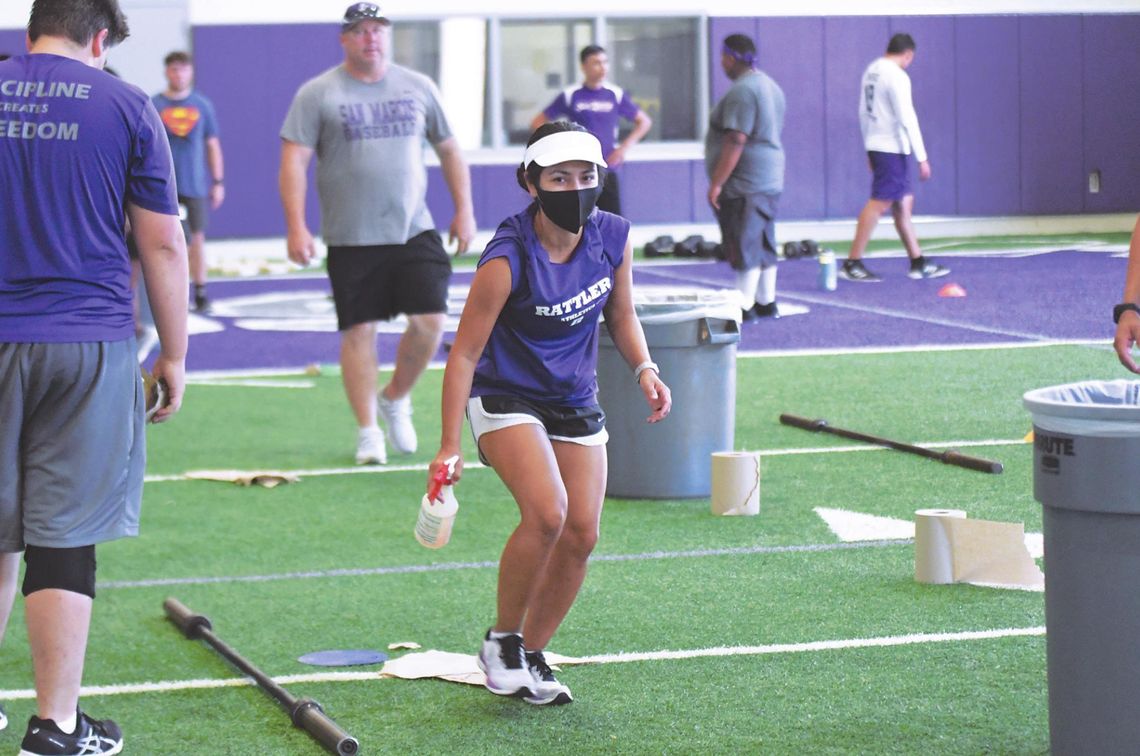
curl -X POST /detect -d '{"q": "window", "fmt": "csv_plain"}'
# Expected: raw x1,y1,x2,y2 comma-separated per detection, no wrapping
495,19,594,145
605,18,701,142
392,22,440,84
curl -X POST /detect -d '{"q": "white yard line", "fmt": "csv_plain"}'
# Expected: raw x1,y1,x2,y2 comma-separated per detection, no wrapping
0,625,1045,701
99,540,908,590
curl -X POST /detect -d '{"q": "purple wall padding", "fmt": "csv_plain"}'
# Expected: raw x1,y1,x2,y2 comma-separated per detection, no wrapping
0,28,24,55
623,162,697,223
1082,14,1140,212
762,17,827,219
955,16,1022,215
1019,16,1084,214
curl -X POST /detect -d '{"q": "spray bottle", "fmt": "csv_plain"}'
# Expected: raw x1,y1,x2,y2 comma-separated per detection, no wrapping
415,455,460,548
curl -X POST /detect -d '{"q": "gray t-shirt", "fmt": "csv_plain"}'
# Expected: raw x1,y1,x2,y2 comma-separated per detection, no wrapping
704,69,786,198
281,63,452,246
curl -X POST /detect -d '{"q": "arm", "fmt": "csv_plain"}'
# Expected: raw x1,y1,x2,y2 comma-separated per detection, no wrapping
433,136,477,255
892,73,929,175
279,139,317,266
530,111,549,132
602,239,672,423
128,203,189,422
1113,215,1140,372
606,109,653,168
707,129,747,211
429,257,512,486
206,135,225,209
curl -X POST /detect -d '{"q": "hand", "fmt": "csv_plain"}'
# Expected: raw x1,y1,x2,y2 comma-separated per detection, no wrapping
286,226,317,267
428,449,465,489
449,209,476,256
639,371,672,423
148,354,185,423
209,182,225,210
918,160,932,181
707,183,722,212
1114,311,1140,373
606,146,625,168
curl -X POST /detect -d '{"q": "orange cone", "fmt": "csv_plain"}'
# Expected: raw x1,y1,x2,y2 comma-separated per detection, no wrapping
938,282,967,298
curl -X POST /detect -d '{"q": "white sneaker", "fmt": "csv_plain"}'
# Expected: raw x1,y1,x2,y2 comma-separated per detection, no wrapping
355,427,387,465
0,702,7,731
378,393,417,454
477,630,535,697
524,650,573,705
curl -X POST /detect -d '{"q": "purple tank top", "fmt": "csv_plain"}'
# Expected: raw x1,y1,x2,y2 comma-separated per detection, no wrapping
471,203,630,406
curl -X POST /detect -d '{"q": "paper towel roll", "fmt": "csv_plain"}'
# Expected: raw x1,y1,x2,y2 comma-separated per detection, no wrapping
711,451,760,516
914,508,967,583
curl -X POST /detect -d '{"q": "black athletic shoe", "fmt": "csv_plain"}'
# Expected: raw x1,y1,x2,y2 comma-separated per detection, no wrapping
839,259,881,282
741,306,758,323
524,650,573,706
19,710,123,756
752,301,780,319
193,293,211,313
907,258,950,280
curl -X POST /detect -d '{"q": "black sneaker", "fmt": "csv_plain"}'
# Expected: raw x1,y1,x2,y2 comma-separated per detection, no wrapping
19,710,122,756
524,650,573,706
907,257,950,280
477,630,534,697
741,306,758,323
839,259,881,282
752,301,780,319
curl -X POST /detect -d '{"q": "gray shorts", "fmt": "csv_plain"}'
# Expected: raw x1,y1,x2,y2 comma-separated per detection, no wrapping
0,340,146,551
715,191,780,271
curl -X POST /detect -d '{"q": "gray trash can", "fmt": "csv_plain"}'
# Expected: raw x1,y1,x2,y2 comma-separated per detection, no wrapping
597,287,740,498
1023,380,1140,756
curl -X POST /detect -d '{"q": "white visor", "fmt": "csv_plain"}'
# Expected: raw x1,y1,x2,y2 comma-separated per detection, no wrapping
523,131,606,169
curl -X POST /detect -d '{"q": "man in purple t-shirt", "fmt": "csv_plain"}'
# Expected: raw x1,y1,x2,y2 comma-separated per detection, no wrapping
0,1,187,752
531,45,652,216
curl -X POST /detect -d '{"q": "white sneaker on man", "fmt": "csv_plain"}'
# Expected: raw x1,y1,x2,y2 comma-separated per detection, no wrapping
355,427,387,465
378,393,417,454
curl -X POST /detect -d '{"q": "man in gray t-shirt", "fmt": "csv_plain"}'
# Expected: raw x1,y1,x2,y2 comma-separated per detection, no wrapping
705,33,786,321
280,2,476,465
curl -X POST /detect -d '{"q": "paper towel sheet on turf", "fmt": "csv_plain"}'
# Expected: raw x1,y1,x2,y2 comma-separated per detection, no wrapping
914,509,1044,592
380,649,581,686
183,469,300,488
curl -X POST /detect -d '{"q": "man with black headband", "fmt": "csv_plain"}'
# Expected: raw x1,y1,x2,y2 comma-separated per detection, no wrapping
705,33,786,321
280,2,476,465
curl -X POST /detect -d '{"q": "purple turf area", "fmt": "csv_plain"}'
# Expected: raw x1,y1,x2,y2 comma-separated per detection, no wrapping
181,249,1121,372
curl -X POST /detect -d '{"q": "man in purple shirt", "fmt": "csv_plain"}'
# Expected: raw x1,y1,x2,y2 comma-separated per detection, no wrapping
0,1,187,752
531,44,653,216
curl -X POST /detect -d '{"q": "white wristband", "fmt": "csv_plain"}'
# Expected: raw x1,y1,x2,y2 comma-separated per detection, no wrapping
633,360,659,382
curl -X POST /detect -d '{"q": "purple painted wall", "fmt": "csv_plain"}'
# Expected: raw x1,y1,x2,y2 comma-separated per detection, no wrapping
5,15,1133,239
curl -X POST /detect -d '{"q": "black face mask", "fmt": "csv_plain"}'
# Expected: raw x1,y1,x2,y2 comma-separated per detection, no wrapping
535,185,604,233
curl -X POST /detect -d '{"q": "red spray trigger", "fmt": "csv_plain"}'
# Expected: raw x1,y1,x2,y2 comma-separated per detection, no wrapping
428,456,459,502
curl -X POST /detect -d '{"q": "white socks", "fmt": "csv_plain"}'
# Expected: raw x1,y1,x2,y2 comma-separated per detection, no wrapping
735,266,778,307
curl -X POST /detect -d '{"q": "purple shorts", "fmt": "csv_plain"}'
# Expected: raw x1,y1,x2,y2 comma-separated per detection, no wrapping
868,151,912,202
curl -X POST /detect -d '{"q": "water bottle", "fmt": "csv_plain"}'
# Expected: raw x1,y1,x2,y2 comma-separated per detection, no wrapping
415,455,460,549
818,250,837,291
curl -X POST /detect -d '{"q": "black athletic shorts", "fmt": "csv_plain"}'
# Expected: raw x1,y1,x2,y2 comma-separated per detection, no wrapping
179,195,209,235
326,231,452,330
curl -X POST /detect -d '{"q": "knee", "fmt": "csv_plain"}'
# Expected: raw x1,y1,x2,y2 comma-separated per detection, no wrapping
23,545,97,599
522,499,568,544
407,312,446,338
559,522,599,559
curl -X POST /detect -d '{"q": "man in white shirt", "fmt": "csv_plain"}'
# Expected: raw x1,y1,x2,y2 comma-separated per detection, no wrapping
840,33,949,282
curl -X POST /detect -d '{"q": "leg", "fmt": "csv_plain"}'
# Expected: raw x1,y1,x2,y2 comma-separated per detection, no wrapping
522,441,607,649
26,588,92,722
187,230,208,287
381,312,445,401
480,424,569,632
847,198,891,261
891,194,923,260
0,550,19,643
340,321,379,428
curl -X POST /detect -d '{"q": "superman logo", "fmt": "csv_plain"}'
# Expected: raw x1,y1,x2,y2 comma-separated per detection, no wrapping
161,105,200,138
